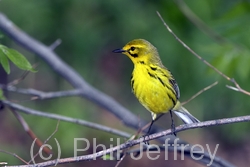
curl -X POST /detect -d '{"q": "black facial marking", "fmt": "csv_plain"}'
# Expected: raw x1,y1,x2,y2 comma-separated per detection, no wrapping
128,47,138,58
139,61,145,64
128,51,138,58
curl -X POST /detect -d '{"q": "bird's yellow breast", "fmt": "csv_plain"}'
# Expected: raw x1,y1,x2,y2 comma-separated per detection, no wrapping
131,63,176,115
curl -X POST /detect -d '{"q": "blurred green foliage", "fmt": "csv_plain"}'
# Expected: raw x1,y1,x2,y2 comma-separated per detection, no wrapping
0,0,250,166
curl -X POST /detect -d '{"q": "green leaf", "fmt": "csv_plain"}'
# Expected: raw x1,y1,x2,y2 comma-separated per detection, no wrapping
0,45,36,72
0,47,10,74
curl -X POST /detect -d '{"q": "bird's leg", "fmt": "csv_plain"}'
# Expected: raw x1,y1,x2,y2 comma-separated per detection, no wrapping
146,114,164,135
146,120,154,135
170,110,177,136
143,119,154,145
143,114,164,144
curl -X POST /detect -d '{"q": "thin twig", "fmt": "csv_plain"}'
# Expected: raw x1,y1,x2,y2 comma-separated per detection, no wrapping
49,39,62,50
7,64,38,86
226,85,239,92
156,11,250,96
0,149,28,165
7,71,30,86
28,120,60,164
174,0,227,44
10,108,52,155
115,153,126,167
0,12,144,136
2,100,131,138
174,0,243,50
182,81,218,105
44,120,59,143
0,84,82,100
225,80,250,96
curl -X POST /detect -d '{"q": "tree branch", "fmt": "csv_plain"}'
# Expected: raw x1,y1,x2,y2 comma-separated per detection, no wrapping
11,108,52,155
2,100,131,138
156,11,250,96
182,81,218,105
0,11,179,146
0,149,28,165
0,11,146,134
5,115,247,167
28,120,60,164
174,0,228,44
0,84,82,100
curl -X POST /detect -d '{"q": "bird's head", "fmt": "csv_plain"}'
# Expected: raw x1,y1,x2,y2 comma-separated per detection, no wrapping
113,39,161,65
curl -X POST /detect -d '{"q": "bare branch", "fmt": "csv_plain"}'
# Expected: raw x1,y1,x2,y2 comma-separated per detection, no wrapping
0,84,82,100
226,79,250,96
0,149,28,165
156,11,250,96
7,70,30,86
174,0,243,50
28,120,60,164
7,63,39,86
182,81,218,105
0,12,145,135
2,100,131,138
44,120,60,143
49,39,62,50
5,115,247,167
174,0,227,44
11,108,52,155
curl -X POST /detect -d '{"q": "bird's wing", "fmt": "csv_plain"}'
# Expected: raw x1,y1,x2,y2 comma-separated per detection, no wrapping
156,65,180,99
169,78,180,99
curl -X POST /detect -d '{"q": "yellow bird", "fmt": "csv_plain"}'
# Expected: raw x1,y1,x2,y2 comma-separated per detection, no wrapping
113,39,199,131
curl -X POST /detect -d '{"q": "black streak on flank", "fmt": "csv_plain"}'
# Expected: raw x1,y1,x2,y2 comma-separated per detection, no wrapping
131,74,135,91
157,76,177,96
150,66,157,71
131,79,135,91
168,94,176,106
147,71,156,78
157,76,165,87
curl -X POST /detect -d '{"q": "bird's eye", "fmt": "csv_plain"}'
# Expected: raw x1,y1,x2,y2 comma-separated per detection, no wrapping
130,47,135,51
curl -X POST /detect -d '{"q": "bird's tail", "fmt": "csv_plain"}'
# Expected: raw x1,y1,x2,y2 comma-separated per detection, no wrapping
172,101,200,124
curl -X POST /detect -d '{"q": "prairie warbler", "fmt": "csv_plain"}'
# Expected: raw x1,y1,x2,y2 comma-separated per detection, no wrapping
113,39,199,133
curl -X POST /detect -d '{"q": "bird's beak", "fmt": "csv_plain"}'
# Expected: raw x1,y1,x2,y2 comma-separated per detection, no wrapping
112,48,126,53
